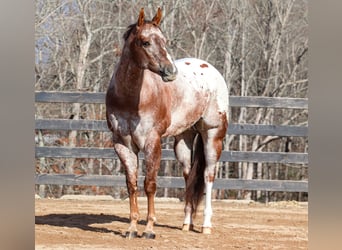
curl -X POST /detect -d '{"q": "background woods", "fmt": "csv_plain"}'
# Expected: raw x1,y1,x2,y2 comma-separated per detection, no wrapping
35,0,308,201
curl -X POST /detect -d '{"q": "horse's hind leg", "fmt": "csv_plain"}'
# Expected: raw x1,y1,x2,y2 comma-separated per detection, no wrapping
198,113,227,234
174,130,196,231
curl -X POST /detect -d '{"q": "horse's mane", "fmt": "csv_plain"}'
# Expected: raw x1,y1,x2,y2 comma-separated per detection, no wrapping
123,21,161,41
123,23,137,41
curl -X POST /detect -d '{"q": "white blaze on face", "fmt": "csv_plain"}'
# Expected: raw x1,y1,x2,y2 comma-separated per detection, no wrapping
164,48,177,74
141,27,177,75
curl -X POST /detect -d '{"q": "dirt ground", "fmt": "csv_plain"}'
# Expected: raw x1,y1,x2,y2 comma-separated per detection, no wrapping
35,196,308,250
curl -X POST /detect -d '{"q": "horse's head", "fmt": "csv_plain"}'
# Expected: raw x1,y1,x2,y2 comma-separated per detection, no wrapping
124,8,178,82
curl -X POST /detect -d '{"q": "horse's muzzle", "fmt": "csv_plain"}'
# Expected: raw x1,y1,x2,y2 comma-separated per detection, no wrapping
160,64,178,82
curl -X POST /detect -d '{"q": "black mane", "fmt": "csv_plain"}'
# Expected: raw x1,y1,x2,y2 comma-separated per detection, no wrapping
123,23,137,41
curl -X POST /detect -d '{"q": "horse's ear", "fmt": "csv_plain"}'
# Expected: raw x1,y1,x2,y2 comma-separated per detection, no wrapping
152,7,162,26
137,8,145,27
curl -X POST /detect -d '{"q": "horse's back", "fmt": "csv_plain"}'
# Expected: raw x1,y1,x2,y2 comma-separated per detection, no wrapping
174,58,229,113
163,58,228,136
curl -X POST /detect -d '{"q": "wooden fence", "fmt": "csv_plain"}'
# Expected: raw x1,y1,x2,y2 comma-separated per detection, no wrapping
35,92,308,193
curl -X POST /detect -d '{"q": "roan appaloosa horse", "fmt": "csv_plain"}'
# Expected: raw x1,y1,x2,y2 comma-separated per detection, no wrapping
106,7,228,239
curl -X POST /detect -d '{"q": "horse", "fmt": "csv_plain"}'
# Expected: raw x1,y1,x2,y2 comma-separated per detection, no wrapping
105,7,228,239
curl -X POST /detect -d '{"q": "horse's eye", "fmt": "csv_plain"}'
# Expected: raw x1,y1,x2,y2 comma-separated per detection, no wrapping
142,41,150,47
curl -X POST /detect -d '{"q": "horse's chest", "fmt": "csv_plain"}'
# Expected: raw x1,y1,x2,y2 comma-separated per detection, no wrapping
109,112,159,149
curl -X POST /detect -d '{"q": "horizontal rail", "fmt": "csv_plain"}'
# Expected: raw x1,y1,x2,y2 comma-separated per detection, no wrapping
35,92,106,104
35,174,308,192
35,119,308,137
230,96,308,109
35,92,308,109
35,146,308,164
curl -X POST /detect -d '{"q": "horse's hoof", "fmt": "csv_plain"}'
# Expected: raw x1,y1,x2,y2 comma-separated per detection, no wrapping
125,231,138,239
182,224,194,231
142,231,156,239
201,227,212,234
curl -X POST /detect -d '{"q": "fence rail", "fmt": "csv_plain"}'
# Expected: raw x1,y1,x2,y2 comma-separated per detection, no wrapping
35,91,308,109
35,174,308,192
35,92,308,193
35,119,307,137
35,147,307,164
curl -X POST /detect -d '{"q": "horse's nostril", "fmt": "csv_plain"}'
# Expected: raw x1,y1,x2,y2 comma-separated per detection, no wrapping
166,65,178,75
161,70,177,82
159,64,178,82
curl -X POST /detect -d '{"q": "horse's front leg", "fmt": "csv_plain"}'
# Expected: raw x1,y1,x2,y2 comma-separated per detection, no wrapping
113,143,139,239
142,131,162,239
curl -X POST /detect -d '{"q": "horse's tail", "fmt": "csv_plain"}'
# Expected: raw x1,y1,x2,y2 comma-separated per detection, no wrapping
185,133,206,216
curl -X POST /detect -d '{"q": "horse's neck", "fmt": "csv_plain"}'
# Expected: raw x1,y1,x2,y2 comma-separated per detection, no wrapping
113,54,144,98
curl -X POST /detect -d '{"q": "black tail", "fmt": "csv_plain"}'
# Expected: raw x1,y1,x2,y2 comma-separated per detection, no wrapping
185,133,206,216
